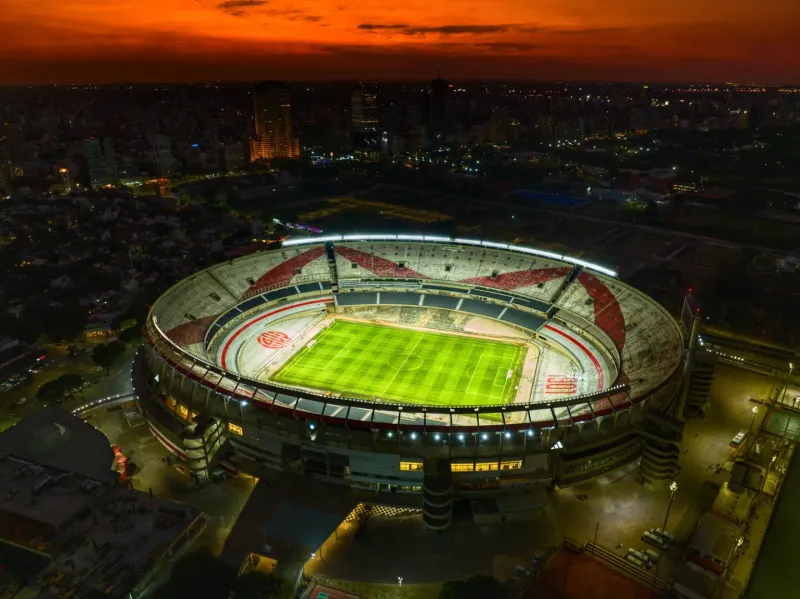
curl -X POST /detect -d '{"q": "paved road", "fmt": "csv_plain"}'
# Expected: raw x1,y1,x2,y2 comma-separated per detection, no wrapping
0,344,136,425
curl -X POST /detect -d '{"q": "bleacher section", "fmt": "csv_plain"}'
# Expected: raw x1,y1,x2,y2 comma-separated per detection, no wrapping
421,295,460,310
500,309,546,331
458,299,504,319
149,238,682,417
380,292,421,306
335,242,570,304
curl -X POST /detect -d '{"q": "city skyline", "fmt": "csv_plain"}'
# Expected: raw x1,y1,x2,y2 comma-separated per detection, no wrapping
1,0,798,84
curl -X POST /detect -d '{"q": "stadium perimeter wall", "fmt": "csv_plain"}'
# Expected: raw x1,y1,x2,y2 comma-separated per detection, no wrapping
138,238,683,492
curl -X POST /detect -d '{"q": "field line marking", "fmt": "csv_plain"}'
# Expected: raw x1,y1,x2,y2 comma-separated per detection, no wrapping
466,352,492,396
496,347,519,402
274,323,335,381
324,336,353,369
381,334,424,395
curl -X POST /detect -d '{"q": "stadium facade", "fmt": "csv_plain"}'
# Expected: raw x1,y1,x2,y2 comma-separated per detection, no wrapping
139,235,684,528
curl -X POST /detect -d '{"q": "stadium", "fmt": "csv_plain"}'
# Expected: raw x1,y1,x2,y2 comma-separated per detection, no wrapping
139,235,684,528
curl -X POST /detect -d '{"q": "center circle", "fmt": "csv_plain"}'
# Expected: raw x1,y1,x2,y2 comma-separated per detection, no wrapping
387,353,424,371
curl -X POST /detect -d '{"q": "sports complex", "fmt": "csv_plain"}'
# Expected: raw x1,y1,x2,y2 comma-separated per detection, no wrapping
139,234,685,528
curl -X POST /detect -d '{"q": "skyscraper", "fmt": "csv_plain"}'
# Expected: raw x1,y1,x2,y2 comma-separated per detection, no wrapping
82,138,113,188
351,84,379,133
250,81,300,162
153,135,174,176
428,72,449,144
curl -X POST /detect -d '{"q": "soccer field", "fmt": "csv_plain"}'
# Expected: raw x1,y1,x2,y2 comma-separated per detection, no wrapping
271,320,526,406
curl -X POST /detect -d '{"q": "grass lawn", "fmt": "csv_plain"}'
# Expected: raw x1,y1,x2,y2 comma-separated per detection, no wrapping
272,320,525,406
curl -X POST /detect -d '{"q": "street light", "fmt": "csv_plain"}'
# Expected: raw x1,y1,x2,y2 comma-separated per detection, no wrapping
749,406,759,436
661,481,678,535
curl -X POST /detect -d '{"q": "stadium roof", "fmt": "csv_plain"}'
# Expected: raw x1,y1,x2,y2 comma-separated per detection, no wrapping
0,406,116,483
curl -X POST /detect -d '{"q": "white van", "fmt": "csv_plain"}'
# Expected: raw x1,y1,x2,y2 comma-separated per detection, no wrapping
731,430,747,447
642,531,668,549
625,554,648,568
628,548,649,563
651,528,676,544
644,548,661,563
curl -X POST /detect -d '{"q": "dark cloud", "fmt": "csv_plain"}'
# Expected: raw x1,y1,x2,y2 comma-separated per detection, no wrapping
359,23,515,36
217,0,268,16
555,27,629,35
404,24,514,35
358,23,410,32
474,42,542,51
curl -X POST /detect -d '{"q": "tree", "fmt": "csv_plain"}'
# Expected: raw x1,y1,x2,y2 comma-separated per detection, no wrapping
154,551,235,599
153,551,292,599
118,326,141,345
233,571,293,599
439,576,508,599
91,341,126,374
37,373,84,402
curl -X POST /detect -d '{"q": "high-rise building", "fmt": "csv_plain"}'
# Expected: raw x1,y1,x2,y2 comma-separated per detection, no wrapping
82,138,113,188
351,84,379,133
250,82,300,162
223,142,246,172
428,73,449,143
59,167,73,193
153,135,174,176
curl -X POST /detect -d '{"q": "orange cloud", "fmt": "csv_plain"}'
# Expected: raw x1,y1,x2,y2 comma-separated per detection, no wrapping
0,0,797,82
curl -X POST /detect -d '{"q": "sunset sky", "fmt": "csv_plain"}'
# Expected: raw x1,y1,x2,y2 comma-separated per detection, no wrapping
1,0,798,83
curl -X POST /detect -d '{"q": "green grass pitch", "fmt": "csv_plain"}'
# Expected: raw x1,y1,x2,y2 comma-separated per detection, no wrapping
271,320,526,406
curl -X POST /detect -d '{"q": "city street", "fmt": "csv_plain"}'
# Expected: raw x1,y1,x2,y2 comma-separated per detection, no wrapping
311,363,784,587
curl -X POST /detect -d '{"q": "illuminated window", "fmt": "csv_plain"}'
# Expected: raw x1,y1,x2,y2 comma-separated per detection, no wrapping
500,460,523,470
178,405,189,419
400,461,423,471
475,462,499,472
166,397,177,409
451,463,475,472
228,422,244,436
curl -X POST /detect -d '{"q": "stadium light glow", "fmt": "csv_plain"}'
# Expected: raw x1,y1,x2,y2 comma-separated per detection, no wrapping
482,241,509,250
410,432,417,440
481,433,488,440
527,429,535,437
504,431,511,439
434,433,441,440
563,256,617,277
458,433,465,441
387,431,393,438
280,233,617,278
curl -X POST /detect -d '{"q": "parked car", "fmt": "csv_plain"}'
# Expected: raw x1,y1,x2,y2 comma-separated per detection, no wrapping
651,528,676,544
644,548,661,563
628,549,650,563
625,554,648,568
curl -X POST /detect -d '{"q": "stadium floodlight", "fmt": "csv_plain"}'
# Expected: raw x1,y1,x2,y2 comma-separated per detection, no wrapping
387,431,393,438
504,431,511,439
308,422,315,430
563,256,617,277
434,433,441,441
343,234,385,241
423,236,452,242
458,433,465,441
453,238,484,246
282,235,342,247
397,234,425,241
410,432,417,440
481,241,509,250
527,429,535,437
481,433,489,440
